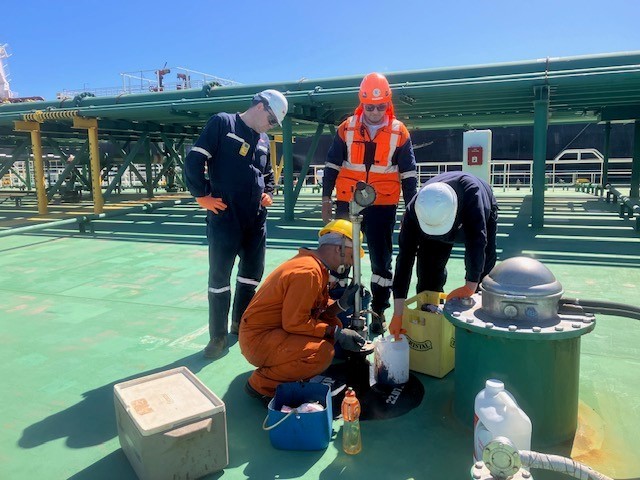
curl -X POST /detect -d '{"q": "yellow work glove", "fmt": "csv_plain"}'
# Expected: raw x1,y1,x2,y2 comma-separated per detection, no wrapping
389,314,407,341
196,196,227,214
261,192,273,207
446,285,475,301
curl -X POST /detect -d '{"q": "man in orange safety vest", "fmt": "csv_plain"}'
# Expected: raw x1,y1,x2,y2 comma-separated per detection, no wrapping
321,72,417,334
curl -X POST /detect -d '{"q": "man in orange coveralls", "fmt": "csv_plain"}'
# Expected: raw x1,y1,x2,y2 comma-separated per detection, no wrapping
239,219,367,405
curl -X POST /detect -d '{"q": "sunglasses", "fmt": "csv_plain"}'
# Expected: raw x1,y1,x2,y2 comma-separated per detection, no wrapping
262,102,279,126
364,104,388,112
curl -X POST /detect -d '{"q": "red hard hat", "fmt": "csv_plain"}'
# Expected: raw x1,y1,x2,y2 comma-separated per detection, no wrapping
358,72,392,104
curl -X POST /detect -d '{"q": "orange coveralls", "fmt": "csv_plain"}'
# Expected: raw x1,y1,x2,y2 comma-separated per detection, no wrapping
239,249,342,397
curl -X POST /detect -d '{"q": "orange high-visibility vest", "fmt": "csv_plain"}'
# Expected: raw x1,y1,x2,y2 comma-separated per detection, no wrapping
334,115,410,205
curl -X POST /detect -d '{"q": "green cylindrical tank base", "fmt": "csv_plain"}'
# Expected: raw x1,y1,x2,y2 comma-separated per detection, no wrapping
453,326,581,449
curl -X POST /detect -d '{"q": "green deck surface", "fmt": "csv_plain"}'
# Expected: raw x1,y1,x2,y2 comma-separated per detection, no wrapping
1,192,639,480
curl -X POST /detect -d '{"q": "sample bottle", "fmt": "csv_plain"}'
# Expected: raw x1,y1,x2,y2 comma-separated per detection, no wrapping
341,387,362,455
373,334,409,387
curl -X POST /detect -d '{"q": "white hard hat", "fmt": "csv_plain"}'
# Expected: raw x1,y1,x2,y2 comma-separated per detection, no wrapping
254,89,288,126
415,182,458,235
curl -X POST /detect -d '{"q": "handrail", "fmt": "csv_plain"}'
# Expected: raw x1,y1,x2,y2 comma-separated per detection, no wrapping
2,154,635,195
604,184,640,232
292,157,634,192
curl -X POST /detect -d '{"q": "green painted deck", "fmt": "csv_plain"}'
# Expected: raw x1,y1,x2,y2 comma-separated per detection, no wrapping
1,191,639,480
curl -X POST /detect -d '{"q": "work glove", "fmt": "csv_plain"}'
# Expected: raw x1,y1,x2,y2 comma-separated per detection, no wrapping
196,196,227,214
337,283,360,312
446,285,475,301
389,314,407,341
335,327,366,352
261,192,273,207
321,198,333,224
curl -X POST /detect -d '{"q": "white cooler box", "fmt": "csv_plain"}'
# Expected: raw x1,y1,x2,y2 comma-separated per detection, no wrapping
114,366,228,480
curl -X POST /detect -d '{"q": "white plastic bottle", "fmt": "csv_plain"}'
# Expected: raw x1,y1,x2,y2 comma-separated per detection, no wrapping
473,379,532,462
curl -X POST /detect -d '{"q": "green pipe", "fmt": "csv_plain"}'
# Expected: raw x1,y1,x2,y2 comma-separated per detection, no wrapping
382,51,640,83
282,116,294,222
0,58,636,118
603,122,611,186
0,51,635,119
144,136,153,198
0,217,79,237
532,86,549,229
0,71,638,130
24,149,32,190
293,123,324,203
632,120,640,198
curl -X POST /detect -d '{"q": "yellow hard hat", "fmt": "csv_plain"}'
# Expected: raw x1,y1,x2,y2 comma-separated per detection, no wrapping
319,219,365,258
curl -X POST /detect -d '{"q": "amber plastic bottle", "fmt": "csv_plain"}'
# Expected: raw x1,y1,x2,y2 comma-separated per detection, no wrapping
341,387,362,455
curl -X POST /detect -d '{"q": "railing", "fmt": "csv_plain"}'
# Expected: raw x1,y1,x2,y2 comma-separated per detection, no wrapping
294,158,634,191
57,79,216,99
57,66,241,99
1,159,177,191
605,185,640,232
1,156,634,193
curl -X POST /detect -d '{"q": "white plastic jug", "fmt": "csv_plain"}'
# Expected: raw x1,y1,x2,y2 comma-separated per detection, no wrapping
373,334,409,387
474,379,532,462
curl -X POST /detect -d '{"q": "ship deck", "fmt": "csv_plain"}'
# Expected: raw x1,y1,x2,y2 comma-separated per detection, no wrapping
1,190,639,480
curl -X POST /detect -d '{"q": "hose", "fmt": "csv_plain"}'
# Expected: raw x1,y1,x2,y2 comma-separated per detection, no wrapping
520,450,613,480
559,298,640,321
481,438,614,480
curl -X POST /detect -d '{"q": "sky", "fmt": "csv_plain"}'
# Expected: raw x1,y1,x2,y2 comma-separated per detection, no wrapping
2,0,639,101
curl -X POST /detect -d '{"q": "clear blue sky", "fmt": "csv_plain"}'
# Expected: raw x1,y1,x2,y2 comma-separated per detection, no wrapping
3,0,639,100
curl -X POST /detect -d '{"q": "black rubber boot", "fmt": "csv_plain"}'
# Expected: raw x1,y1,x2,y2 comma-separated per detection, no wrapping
203,336,228,359
369,311,386,335
244,381,272,408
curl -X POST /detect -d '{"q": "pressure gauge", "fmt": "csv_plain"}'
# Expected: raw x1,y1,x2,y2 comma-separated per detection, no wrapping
353,181,376,207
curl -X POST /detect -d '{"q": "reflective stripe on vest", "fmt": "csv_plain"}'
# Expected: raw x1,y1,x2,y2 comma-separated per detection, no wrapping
344,115,358,164
387,119,401,164
342,117,402,173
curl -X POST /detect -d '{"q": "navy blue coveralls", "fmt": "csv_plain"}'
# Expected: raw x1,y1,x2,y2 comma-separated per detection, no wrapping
184,113,274,340
392,171,498,299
